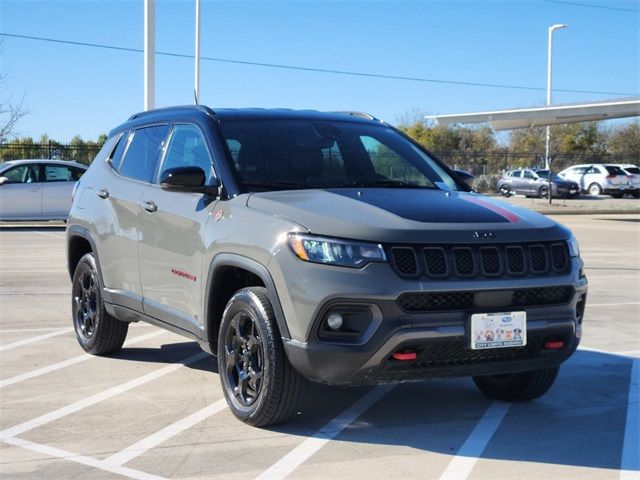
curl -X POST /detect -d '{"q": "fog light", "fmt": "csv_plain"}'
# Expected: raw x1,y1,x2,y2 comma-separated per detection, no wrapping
326,313,344,330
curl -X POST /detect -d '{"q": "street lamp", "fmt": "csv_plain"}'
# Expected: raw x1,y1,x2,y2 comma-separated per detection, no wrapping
545,23,567,204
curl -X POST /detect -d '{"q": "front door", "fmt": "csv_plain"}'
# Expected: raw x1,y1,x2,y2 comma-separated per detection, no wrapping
137,123,218,336
0,163,42,219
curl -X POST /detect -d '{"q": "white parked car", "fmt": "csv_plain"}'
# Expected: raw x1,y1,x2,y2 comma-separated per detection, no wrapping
616,164,640,198
557,164,630,197
0,159,88,220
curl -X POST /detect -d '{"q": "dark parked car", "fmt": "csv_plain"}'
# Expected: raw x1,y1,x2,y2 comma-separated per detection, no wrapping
497,168,579,198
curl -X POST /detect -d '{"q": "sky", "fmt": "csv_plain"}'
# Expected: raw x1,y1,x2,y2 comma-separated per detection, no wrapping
0,0,638,142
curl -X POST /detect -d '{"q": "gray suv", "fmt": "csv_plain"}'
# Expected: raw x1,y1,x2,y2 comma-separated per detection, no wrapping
67,106,588,426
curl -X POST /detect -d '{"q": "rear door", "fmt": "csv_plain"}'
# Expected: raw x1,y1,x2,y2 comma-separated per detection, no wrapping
41,163,85,218
510,170,524,193
137,123,218,336
0,163,43,219
97,125,170,307
522,170,537,196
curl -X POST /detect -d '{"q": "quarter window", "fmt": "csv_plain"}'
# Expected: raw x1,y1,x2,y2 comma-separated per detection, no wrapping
160,124,214,182
118,125,169,182
44,164,80,182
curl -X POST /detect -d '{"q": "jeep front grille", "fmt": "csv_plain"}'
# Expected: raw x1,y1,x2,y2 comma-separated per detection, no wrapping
397,286,574,312
389,242,570,280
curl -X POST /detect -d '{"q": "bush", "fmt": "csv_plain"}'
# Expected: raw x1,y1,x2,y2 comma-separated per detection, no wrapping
472,174,500,193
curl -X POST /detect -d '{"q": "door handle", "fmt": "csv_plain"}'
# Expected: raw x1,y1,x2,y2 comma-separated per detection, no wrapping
142,200,158,213
97,188,109,199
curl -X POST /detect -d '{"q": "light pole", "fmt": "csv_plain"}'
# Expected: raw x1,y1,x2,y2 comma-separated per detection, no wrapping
545,23,567,204
144,0,156,111
194,0,201,104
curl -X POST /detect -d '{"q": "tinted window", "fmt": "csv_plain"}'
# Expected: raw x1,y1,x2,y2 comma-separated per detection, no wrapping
2,164,40,183
218,119,460,191
523,171,535,179
44,164,75,182
569,166,588,174
92,134,120,165
624,167,639,174
109,132,130,170
160,124,214,182
512,171,522,178
119,125,169,182
605,166,625,175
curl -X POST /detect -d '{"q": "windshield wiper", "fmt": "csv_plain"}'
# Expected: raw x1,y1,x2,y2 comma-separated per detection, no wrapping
335,179,434,189
243,180,320,190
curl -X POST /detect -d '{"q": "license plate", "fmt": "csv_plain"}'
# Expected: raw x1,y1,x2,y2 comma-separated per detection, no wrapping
471,311,527,350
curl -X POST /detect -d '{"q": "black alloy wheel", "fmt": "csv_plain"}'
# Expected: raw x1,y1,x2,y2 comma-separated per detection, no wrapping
71,253,128,355
223,311,264,406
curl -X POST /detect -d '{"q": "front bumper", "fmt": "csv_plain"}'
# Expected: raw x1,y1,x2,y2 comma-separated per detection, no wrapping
284,287,586,385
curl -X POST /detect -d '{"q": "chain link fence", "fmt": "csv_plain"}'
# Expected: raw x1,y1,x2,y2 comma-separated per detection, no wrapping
1,142,638,174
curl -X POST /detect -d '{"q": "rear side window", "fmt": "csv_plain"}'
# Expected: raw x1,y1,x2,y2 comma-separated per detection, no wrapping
605,166,625,175
512,171,521,178
119,125,169,182
625,167,640,174
44,165,74,181
569,167,588,174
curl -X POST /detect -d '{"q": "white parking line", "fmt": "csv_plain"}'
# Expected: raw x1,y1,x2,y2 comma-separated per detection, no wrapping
106,398,228,466
439,402,511,480
0,330,165,389
0,350,209,440
621,360,640,480
3,436,167,480
256,384,395,480
0,328,71,352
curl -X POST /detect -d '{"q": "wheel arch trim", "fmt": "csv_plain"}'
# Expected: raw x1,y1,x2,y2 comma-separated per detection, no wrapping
203,253,291,348
67,225,103,285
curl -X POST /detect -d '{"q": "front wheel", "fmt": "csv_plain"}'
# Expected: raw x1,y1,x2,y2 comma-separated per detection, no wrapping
71,253,128,355
500,184,512,197
538,186,549,199
218,287,306,427
472,366,559,402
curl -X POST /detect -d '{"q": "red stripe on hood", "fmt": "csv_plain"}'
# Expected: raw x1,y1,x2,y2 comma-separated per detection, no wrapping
461,195,521,223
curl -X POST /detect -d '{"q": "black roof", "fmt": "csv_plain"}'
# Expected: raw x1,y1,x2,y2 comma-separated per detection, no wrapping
125,105,380,125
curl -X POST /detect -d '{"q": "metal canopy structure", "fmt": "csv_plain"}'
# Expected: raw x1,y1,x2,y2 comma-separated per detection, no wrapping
425,97,640,131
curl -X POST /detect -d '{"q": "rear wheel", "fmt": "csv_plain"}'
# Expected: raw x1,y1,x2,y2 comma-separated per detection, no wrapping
218,287,306,427
473,366,559,402
588,183,602,196
633,191,640,198
71,253,128,355
611,192,624,198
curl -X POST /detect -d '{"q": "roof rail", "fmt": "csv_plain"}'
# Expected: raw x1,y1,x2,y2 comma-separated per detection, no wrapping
332,111,380,121
128,105,215,121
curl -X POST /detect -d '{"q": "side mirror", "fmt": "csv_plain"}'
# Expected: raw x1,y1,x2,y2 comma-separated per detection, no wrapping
0,177,7,186
160,167,219,196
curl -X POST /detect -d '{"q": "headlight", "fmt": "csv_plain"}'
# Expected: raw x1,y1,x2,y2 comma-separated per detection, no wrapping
567,235,580,258
288,233,387,268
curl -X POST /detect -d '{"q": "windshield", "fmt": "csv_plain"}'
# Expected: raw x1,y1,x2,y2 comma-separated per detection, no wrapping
217,119,461,192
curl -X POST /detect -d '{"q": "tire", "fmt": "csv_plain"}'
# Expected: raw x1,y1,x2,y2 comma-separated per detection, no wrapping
473,366,559,402
538,186,549,199
611,192,623,199
218,287,306,427
500,184,511,197
588,183,602,196
633,191,640,199
71,253,128,355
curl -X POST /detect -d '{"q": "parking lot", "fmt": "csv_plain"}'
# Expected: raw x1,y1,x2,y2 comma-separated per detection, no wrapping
0,214,638,480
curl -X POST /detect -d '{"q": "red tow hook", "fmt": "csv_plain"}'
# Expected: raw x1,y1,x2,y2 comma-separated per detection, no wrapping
544,340,564,350
392,350,417,361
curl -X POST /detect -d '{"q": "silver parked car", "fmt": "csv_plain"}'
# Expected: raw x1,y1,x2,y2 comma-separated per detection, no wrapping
0,159,87,220
557,164,630,197
616,164,640,198
496,168,579,198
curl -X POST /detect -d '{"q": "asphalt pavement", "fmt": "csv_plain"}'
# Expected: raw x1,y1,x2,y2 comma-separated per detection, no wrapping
0,214,638,480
